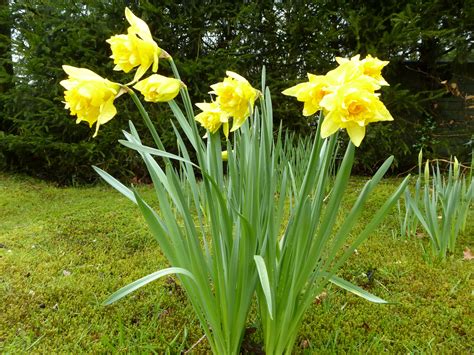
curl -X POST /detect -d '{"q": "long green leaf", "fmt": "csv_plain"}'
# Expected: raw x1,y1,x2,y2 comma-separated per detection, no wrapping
118,140,199,168
254,255,273,319
92,166,136,204
103,267,195,305
329,275,388,304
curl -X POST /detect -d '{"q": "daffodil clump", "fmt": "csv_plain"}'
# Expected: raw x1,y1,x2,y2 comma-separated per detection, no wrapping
283,54,392,146
60,7,409,355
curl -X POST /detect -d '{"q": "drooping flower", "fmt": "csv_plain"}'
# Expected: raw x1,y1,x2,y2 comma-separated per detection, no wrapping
319,79,393,147
133,74,182,102
282,74,335,116
210,71,259,132
107,7,161,83
60,65,120,137
194,102,230,137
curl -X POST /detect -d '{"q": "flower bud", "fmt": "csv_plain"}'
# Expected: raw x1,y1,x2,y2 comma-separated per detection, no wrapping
221,150,228,161
424,160,430,185
453,157,459,178
133,75,182,102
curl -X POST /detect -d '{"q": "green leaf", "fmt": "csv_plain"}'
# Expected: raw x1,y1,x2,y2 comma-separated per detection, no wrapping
329,275,388,304
118,140,199,169
103,267,195,306
92,166,136,204
254,255,273,319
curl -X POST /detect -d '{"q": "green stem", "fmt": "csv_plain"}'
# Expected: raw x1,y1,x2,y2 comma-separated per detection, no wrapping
126,87,166,152
166,57,206,166
167,57,195,121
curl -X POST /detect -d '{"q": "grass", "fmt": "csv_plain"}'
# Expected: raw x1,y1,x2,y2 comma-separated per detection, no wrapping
1,172,473,353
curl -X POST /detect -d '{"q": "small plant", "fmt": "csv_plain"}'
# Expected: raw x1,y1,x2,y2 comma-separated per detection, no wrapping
407,156,473,259
398,149,423,238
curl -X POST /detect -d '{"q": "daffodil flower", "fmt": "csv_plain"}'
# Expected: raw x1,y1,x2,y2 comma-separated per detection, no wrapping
319,79,393,146
210,71,259,132
336,54,389,87
60,65,120,137
282,74,334,116
194,102,230,137
133,74,182,102
107,7,162,83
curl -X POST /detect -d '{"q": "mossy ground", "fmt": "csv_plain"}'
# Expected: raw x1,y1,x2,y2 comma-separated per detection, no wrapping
1,173,472,353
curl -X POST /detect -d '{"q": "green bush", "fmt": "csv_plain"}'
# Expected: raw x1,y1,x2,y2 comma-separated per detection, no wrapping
0,0,472,184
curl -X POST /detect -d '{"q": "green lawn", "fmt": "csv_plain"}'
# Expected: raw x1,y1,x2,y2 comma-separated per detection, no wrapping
1,173,472,353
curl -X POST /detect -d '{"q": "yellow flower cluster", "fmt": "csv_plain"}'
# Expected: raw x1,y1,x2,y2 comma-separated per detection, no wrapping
195,71,259,138
283,54,392,147
61,8,181,136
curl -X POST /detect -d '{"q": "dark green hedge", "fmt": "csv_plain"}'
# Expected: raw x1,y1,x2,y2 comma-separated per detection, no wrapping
1,0,472,184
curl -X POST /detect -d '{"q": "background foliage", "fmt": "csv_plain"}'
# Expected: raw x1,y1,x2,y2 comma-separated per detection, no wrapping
0,0,472,184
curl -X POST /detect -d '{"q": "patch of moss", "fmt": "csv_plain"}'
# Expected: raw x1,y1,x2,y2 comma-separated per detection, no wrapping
1,173,472,353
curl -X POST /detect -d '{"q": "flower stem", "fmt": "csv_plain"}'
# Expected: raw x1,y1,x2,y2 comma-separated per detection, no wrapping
126,87,166,151
167,57,195,121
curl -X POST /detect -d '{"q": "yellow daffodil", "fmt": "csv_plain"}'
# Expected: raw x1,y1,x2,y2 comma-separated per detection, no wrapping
60,65,120,137
319,79,393,147
210,71,259,132
282,74,335,116
195,102,230,138
336,54,389,87
133,74,182,102
107,7,161,83
360,55,389,86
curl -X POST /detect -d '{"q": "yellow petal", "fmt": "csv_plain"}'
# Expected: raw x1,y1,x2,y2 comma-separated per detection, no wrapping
374,101,394,122
225,71,248,82
302,101,318,116
346,123,366,147
125,7,153,42
132,63,152,83
282,82,307,97
59,79,75,90
152,51,159,72
98,98,117,125
62,65,104,81
196,102,213,111
320,112,340,138
223,122,229,139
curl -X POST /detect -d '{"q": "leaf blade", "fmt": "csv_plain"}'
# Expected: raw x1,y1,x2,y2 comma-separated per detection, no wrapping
103,267,195,305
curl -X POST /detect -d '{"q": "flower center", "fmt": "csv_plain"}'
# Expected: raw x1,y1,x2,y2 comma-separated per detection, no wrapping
348,101,364,115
